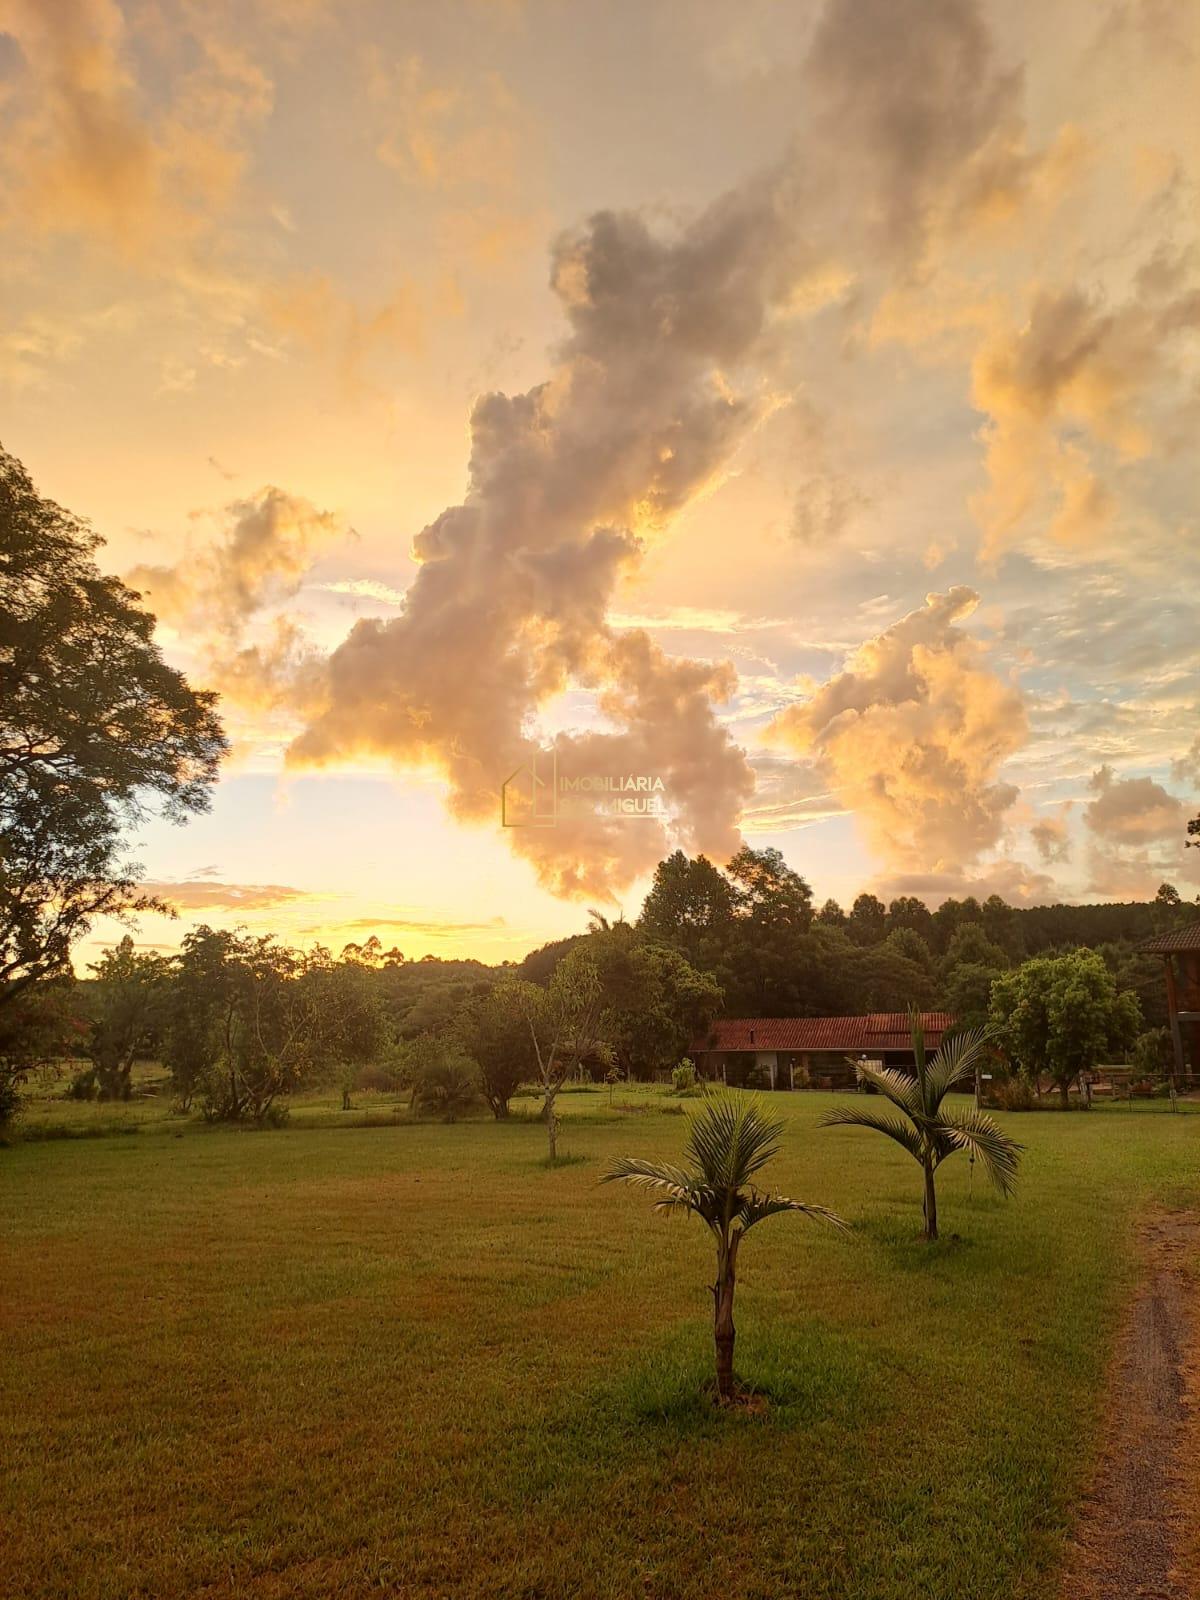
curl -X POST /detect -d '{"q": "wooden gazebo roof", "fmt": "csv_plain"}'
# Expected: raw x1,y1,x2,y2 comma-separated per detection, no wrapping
1138,922,1200,954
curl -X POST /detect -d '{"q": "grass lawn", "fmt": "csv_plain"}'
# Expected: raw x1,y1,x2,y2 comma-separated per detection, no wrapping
3,1083,1198,1599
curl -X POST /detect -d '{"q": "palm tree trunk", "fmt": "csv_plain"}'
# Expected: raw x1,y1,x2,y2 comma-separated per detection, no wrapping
922,1159,938,1241
713,1244,737,1402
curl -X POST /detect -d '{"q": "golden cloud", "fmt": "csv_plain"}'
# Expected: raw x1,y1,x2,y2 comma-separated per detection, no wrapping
769,587,1028,874
137,879,312,910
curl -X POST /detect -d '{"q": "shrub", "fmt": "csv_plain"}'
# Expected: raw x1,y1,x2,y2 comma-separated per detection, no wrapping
990,1074,1035,1112
410,1044,481,1122
671,1059,697,1092
1132,1027,1174,1080
67,1068,98,1100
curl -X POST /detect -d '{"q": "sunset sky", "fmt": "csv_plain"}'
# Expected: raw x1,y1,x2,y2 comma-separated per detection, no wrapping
2,0,1198,967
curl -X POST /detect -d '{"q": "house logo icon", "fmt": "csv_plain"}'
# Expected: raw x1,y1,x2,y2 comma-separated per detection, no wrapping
501,746,558,828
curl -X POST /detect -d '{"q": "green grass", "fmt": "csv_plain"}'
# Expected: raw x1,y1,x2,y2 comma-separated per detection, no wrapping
2,1084,1197,1599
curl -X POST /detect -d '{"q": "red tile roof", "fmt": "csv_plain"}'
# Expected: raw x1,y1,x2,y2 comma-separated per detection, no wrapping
693,1013,956,1054
1139,922,1200,954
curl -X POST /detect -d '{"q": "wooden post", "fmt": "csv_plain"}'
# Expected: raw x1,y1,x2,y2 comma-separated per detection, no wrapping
1164,956,1186,1081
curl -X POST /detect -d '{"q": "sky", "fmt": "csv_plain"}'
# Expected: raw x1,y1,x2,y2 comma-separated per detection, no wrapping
2,0,1198,967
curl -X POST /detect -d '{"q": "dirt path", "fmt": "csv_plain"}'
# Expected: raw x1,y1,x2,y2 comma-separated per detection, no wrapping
1061,1211,1200,1600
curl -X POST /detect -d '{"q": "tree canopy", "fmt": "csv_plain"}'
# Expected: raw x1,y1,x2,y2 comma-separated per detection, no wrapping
0,446,226,1004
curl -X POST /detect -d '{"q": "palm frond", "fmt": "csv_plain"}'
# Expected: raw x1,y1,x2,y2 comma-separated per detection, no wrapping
927,1025,990,1103
601,1156,714,1215
735,1190,851,1233
853,1061,922,1116
910,1005,927,1096
938,1108,1022,1196
685,1093,782,1188
819,1104,923,1161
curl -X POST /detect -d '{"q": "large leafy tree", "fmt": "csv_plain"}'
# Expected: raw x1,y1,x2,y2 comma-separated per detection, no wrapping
85,935,167,1101
160,927,245,1110
989,950,1142,1108
0,446,225,1003
942,961,1000,1030
820,1016,1021,1241
605,1094,847,1403
847,893,888,946
457,978,539,1119
637,850,736,965
161,928,383,1123
0,978,81,1125
726,845,812,931
585,922,721,1078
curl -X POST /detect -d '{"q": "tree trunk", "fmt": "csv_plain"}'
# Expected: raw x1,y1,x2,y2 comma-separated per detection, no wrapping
923,1159,938,1241
1058,1080,1070,1110
545,1091,558,1160
713,1247,737,1403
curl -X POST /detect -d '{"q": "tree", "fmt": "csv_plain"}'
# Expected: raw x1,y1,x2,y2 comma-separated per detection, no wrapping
1131,1027,1174,1084
820,1015,1020,1241
161,928,362,1123
942,961,999,1030
847,893,888,946
981,894,1023,961
887,896,934,941
930,896,983,956
515,950,611,1159
990,951,1142,1109
85,936,166,1100
882,927,935,976
301,955,386,1109
585,923,721,1079
457,978,538,1118
0,977,80,1125
0,446,225,1005
848,941,935,1012
161,927,244,1111
604,1094,847,1402
726,845,812,931
637,851,735,964
940,922,1009,977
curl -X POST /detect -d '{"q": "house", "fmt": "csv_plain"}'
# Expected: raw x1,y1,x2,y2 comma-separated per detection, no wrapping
1138,922,1200,1084
690,1013,957,1091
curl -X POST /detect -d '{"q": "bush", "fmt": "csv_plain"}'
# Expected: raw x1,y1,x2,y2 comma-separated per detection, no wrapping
671,1059,697,1092
410,1047,480,1122
0,1071,22,1127
990,1075,1035,1112
1132,1027,1174,1080
67,1068,98,1100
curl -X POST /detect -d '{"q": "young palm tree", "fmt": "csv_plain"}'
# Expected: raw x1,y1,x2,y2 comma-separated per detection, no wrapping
603,1094,847,1404
820,1014,1021,1241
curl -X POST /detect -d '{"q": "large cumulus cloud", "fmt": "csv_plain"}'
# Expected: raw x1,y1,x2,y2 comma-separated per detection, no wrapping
283,0,1046,898
768,588,1028,875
